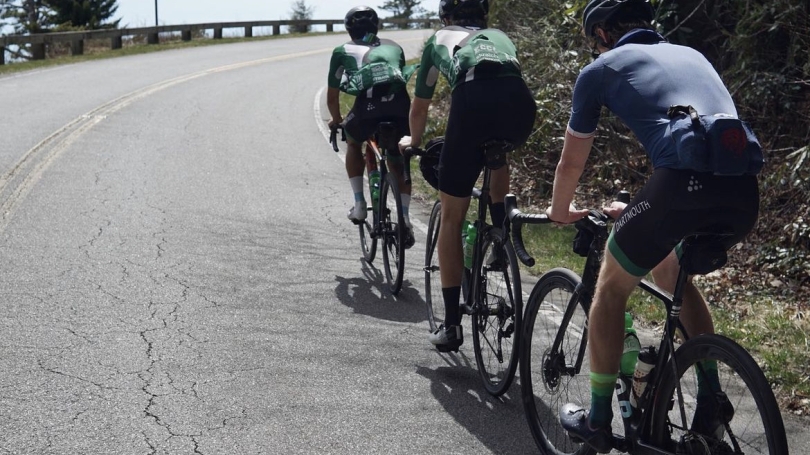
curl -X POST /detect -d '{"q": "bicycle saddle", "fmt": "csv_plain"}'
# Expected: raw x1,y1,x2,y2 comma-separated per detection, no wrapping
481,140,515,170
376,122,400,153
680,228,735,275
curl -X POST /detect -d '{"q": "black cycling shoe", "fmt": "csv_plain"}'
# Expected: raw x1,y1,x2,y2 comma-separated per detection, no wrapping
691,391,735,440
428,324,463,353
559,404,614,454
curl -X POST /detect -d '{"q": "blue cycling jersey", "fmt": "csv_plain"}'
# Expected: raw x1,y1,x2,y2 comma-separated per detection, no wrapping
567,29,738,169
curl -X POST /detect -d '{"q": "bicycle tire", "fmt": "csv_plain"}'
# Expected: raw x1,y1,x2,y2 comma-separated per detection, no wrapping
380,171,405,295
424,200,443,332
359,184,377,262
471,230,523,397
648,334,788,455
520,268,594,455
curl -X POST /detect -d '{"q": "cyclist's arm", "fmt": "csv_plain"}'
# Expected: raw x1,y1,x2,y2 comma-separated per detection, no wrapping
548,131,592,223
326,87,342,126
407,96,431,148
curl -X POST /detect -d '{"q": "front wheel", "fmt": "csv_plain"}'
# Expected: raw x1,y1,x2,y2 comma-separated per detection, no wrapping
520,268,593,455
648,334,788,455
380,172,405,295
424,200,443,332
471,229,522,397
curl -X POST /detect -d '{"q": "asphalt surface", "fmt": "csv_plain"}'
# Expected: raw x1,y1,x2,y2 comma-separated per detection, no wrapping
0,31,806,454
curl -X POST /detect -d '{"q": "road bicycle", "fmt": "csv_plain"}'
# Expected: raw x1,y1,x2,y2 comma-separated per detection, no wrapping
330,122,408,295
405,138,525,396
505,194,788,454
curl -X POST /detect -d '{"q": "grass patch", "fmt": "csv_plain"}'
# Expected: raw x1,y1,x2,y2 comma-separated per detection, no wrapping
0,31,331,76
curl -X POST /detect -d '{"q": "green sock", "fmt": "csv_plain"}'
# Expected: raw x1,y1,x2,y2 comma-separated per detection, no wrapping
589,371,617,428
696,360,721,398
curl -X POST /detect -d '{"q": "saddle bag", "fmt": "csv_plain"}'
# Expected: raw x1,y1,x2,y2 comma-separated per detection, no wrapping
667,105,764,176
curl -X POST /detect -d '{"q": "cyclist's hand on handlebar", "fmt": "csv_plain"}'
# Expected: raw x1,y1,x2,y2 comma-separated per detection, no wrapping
603,201,628,220
328,118,342,130
398,135,414,153
545,204,590,225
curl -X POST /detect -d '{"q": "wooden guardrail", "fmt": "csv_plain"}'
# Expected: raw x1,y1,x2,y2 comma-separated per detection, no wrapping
0,18,437,65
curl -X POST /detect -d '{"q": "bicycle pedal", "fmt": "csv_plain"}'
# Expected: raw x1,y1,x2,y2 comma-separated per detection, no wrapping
460,303,475,315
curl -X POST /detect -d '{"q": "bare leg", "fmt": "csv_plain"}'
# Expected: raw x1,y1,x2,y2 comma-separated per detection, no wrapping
345,140,364,178
437,191,471,290
589,250,643,375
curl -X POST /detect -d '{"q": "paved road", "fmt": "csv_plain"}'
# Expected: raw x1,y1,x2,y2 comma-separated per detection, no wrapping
0,31,540,454
0,31,806,454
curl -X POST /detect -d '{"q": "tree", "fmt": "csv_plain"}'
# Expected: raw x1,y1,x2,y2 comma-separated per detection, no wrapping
380,0,428,29
288,0,313,34
0,0,51,34
45,0,120,30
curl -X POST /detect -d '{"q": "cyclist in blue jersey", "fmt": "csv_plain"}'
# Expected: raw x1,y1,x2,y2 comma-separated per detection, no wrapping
327,6,416,248
399,0,536,352
549,0,762,452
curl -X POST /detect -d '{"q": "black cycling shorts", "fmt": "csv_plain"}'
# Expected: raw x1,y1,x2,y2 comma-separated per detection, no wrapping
438,76,537,198
344,88,411,145
608,168,760,276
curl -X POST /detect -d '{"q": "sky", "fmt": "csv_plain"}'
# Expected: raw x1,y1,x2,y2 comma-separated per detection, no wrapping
113,1,406,28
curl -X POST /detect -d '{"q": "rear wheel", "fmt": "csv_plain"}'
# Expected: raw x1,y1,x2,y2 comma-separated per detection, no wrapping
380,172,405,295
520,268,593,455
649,334,788,455
424,201,443,332
471,229,523,397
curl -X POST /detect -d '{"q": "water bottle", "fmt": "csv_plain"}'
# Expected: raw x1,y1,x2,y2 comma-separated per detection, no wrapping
369,170,381,210
617,312,641,419
463,221,476,269
631,345,657,411
621,312,641,375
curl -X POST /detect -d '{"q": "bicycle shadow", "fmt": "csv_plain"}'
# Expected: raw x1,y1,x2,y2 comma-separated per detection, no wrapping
333,259,427,323
414,353,541,454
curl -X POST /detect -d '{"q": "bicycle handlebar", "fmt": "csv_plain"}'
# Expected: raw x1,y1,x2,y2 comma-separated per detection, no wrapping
403,146,427,186
329,124,345,152
504,194,551,267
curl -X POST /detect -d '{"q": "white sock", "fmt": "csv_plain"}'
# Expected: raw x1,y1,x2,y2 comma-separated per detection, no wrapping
350,176,364,202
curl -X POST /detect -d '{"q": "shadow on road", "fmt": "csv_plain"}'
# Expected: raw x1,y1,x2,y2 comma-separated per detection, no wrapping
333,259,427,324
415,353,541,454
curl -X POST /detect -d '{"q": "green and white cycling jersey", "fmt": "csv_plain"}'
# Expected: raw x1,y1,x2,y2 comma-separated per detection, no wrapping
328,38,414,96
414,26,523,99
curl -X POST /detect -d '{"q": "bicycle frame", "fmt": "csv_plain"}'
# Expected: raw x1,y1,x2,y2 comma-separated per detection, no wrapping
560,213,697,452
461,173,493,315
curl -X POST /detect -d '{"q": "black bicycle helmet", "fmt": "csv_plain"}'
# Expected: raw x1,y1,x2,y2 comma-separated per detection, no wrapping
582,0,654,37
344,6,379,38
439,0,489,21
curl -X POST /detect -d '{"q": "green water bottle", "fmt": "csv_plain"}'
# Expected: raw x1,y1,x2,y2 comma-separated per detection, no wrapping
369,170,381,210
621,312,641,376
463,221,476,269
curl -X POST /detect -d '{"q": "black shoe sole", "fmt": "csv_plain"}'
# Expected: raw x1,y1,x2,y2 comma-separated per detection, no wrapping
435,343,462,353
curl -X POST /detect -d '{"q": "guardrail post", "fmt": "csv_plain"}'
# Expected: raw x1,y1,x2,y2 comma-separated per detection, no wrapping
31,43,46,60
244,26,253,38
147,32,159,45
111,35,122,49
214,28,223,39
71,39,84,56
181,30,191,41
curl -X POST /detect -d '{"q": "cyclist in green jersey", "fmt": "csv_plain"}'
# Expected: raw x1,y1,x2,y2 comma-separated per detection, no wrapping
399,0,536,351
327,6,416,248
